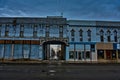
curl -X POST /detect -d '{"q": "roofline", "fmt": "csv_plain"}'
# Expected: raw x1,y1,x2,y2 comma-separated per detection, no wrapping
68,20,120,23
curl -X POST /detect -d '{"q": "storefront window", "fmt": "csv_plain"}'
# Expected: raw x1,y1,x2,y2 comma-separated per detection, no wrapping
118,50,120,59
14,44,22,59
4,44,11,59
86,51,90,59
69,51,74,59
112,50,116,59
0,44,4,58
78,52,82,60
97,50,104,59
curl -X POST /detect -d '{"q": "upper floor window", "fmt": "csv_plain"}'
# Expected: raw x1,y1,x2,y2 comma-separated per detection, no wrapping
80,38,83,42
107,30,111,36
5,24,9,37
46,25,49,32
20,24,24,31
87,29,91,37
71,29,75,37
100,29,104,36
59,25,63,37
59,25,63,32
114,30,117,42
33,24,37,37
79,29,83,37
0,24,1,36
45,25,49,37
100,29,104,42
6,24,9,31
87,29,91,41
20,24,24,37
34,24,37,31
107,30,111,42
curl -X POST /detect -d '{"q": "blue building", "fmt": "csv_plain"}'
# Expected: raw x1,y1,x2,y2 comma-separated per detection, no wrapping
0,16,120,62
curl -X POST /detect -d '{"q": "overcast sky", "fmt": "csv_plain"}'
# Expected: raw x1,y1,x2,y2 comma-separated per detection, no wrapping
0,0,120,21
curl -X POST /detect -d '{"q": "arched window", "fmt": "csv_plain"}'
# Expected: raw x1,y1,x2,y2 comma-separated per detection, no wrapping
107,30,111,42
87,29,91,37
100,29,104,42
87,29,91,41
79,29,83,41
71,29,75,41
79,29,83,36
114,30,117,42
71,29,75,36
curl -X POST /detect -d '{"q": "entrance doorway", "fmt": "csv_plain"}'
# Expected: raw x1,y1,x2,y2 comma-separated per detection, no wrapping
43,41,66,60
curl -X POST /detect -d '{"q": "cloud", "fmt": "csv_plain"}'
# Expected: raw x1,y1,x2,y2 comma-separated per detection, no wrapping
0,0,120,21
0,6,28,17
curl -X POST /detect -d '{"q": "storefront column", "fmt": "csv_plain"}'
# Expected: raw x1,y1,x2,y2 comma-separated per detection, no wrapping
22,42,24,59
39,45,43,60
65,46,69,61
3,43,5,61
104,50,106,60
74,44,76,61
116,50,118,62
11,43,14,60
84,44,86,61
29,42,31,59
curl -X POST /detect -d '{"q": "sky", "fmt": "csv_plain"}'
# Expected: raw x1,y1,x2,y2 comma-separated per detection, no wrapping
0,0,120,21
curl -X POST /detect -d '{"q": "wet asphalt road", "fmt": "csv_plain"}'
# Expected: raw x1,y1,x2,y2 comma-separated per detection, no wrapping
0,63,120,80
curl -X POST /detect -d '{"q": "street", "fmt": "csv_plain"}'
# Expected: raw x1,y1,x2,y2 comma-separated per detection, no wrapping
0,63,120,80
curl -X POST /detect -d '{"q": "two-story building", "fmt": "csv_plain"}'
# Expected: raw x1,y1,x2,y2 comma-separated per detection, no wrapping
0,16,120,62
